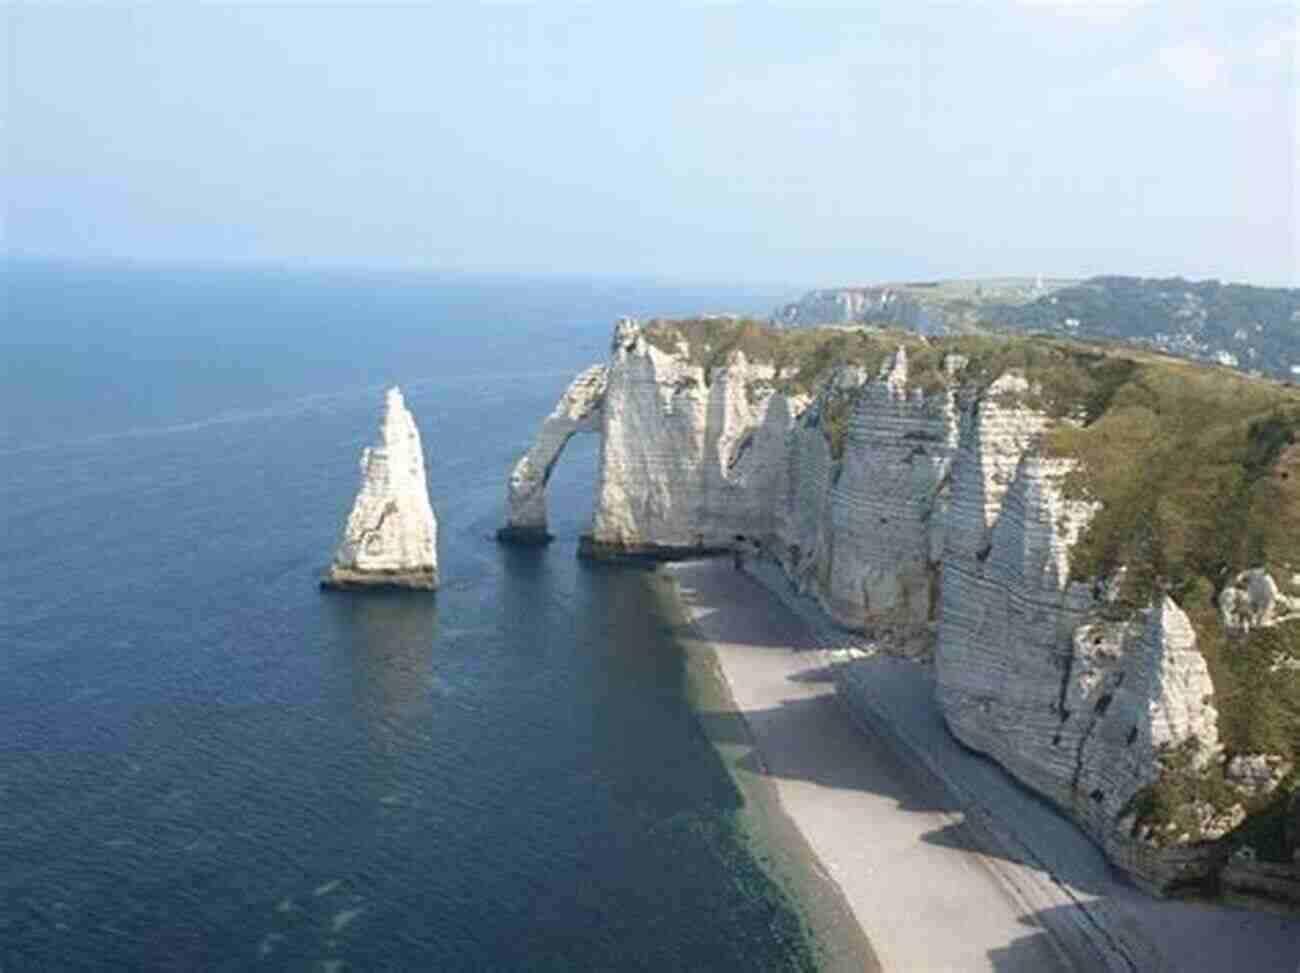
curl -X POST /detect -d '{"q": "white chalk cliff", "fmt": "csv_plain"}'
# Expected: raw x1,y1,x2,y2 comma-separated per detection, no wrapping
503,318,1296,894
324,387,439,590
586,318,793,555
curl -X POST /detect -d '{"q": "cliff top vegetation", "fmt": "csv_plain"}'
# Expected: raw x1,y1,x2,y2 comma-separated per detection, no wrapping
1041,357,1300,852
776,274,1300,382
640,315,1100,399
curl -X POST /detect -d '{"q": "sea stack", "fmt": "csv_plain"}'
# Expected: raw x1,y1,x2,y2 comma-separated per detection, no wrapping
323,387,439,590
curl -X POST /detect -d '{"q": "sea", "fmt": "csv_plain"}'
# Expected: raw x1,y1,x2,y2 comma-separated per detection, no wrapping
0,262,826,971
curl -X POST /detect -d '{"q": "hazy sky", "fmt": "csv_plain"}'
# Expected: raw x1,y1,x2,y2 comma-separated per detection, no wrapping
6,1,1298,286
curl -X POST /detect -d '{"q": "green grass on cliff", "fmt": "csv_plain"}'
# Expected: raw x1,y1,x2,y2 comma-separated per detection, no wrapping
643,315,1300,858
641,316,894,394
1044,360,1300,599
640,316,1150,414
970,344,1300,852
1040,359,1300,803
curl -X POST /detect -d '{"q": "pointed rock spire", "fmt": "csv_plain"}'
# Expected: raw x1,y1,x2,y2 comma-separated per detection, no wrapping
323,387,439,590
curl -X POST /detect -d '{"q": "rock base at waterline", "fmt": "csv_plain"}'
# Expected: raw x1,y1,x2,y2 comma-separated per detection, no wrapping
496,525,554,546
578,534,736,562
320,566,439,591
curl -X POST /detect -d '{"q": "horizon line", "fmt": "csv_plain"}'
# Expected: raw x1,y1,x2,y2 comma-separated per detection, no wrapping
5,253,1298,293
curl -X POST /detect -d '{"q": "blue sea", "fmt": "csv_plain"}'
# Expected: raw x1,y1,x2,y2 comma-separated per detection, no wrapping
0,263,822,971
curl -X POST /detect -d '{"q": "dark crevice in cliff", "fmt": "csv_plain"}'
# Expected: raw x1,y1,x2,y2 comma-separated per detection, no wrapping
1070,710,1101,810
358,500,400,551
542,426,590,488
1056,647,1075,725
727,430,755,472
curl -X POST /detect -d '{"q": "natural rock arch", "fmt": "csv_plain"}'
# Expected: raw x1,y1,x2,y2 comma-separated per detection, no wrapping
497,364,608,544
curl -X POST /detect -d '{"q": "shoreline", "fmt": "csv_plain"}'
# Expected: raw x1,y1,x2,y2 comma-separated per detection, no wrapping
664,557,1300,972
652,570,881,973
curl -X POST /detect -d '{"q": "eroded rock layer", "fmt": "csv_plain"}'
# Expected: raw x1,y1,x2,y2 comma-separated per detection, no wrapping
324,387,439,590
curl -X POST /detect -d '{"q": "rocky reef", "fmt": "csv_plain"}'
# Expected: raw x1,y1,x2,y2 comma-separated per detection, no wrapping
505,315,1300,899
324,387,439,590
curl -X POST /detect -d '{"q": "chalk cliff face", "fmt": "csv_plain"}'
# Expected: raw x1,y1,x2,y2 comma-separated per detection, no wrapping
505,317,1298,893
584,318,795,556
324,387,439,590
936,437,1225,890
779,351,958,638
780,367,863,613
775,286,943,334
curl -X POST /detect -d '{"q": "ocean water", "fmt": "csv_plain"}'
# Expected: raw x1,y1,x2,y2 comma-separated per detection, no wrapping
0,264,818,971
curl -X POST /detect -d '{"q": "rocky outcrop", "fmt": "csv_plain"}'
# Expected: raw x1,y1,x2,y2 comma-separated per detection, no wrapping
507,317,1295,895
928,384,1232,891
941,582,1226,890
583,318,795,557
780,350,958,638
1219,568,1300,634
1226,754,1293,797
499,364,607,544
778,373,848,595
324,387,439,590
941,373,1050,561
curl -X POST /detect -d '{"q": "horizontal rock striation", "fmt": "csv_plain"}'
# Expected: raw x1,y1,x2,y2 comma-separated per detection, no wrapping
933,397,1229,891
774,351,960,640
507,316,1300,895
324,387,439,591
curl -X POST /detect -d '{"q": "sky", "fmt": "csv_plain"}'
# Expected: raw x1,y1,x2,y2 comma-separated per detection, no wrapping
5,1,1298,287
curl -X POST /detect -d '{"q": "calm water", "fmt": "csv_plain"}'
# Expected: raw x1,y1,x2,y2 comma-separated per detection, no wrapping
0,264,817,971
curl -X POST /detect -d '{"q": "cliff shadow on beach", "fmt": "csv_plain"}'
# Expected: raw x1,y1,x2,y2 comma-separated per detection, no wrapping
671,559,1300,973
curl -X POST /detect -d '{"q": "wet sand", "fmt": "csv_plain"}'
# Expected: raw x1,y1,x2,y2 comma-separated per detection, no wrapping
667,558,1300,972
